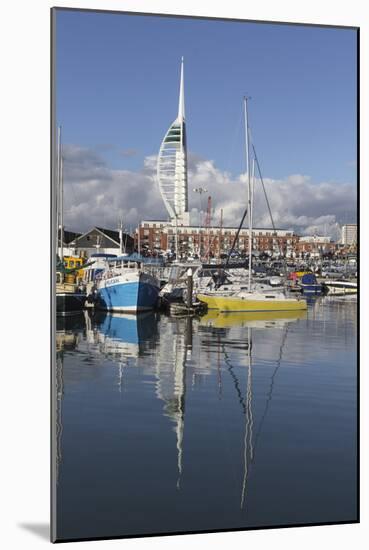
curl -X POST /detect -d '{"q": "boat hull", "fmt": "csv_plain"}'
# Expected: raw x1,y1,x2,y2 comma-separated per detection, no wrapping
200,309,307,328
301,284,323,295
197,293,307,312
56,292,86,315
322,281,357,296
97,272,160,312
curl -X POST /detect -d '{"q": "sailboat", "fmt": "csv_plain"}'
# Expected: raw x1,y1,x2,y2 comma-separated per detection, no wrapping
197,97,307,313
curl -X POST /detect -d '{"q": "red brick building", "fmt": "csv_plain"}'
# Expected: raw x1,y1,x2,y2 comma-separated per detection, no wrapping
135,220,298,258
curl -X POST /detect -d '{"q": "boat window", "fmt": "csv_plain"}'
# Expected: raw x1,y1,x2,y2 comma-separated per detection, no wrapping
265,295,275,298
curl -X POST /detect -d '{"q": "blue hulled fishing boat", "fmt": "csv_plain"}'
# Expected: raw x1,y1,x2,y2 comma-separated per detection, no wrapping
95,257,160,313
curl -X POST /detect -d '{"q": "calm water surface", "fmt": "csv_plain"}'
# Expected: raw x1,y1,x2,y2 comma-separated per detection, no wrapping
55,297,357,540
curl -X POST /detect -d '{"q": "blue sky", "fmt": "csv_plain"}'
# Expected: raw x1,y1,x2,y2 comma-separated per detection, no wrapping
55,9,357,233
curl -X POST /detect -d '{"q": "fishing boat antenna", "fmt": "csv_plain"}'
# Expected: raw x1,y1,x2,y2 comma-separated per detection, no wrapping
119,218,125,255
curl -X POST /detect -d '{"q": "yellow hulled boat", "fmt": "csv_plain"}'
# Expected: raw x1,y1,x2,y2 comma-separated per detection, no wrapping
197,290,307,312
197,97,308,315
199,308,307,329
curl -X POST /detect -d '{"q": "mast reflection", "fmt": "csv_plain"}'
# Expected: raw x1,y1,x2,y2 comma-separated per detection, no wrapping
198,309,306,509
55,313,85,484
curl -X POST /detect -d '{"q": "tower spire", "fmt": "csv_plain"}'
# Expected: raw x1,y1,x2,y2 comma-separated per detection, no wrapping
157,56,189,226
178,56,185,121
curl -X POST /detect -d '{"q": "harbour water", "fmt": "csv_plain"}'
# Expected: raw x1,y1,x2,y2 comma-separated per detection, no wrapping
55,297,357,540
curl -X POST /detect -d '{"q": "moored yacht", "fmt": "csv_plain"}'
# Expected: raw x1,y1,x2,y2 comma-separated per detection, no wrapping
322,280,357,297
197,289,307,312
197,97,307,313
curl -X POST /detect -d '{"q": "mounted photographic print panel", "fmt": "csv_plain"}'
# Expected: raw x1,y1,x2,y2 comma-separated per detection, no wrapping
51,7,358,543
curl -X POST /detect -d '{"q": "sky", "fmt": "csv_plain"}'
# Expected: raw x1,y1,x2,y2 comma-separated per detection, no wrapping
55,8,357,237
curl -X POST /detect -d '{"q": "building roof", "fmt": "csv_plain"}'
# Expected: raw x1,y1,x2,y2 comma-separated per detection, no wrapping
69,226,134,248
95,226,120,244
58,229,82,245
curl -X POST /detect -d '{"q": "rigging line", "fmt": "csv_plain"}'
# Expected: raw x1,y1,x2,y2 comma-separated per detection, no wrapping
251,323,291,458
252,145,277,235
221,344,247,414
219,335,253,509
223,206,249,271
252,144,288,278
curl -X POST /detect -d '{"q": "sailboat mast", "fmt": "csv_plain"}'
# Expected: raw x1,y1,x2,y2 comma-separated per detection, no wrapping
244,97,252,291
249,158,255,278
60,154,64,264
56,126,61,258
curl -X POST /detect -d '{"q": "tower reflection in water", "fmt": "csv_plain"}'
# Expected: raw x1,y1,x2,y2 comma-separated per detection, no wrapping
55,308,306,510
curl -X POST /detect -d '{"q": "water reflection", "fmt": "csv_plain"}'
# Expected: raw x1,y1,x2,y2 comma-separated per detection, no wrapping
55,298,357,539
85,310,158,362
199,310,307,509
153,316,193,487
57,310,304,498
56,314,85,484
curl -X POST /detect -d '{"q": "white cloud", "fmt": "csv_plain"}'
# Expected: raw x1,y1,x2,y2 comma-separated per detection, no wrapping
61,145,356,238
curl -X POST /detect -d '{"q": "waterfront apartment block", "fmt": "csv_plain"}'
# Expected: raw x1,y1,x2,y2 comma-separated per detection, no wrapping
341,224,357,246
295,235,336,255
57,222,356,260
136,220,298,257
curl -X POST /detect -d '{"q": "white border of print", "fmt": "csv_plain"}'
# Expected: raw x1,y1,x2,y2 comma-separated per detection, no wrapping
1,1,366,549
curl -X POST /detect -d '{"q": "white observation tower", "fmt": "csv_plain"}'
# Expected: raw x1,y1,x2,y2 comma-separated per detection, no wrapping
157,57,190,227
